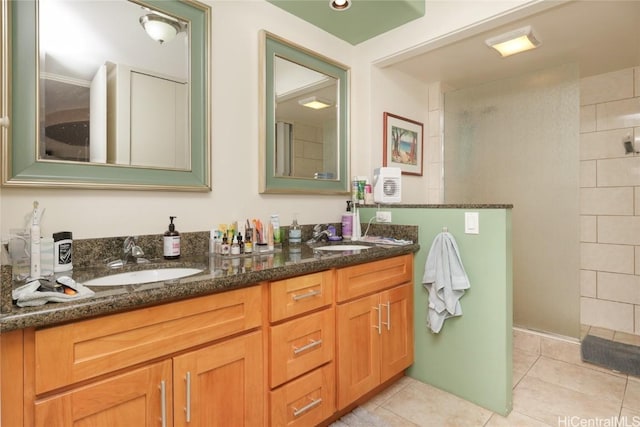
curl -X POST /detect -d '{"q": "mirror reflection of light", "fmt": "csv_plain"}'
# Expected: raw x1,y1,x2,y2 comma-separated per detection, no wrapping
40,0,110,80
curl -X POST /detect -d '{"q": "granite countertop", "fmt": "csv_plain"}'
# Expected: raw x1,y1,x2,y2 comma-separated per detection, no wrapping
0,241,419,332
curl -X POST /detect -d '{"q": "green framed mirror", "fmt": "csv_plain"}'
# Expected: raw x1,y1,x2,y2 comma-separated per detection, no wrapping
1,0,210,191
259,31,350,194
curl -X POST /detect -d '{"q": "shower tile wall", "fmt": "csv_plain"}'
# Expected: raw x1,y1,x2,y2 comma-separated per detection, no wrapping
580,67,640,335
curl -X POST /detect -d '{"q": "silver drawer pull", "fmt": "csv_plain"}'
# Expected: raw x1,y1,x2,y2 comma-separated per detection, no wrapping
293,397,323,417
372,304,381,335
186,371,192,422
292,289,321,301
160,380,167,427
293,339,323,355
381,301,391,331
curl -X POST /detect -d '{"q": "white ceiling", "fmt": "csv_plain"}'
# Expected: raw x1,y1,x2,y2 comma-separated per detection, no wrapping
389,1,640,90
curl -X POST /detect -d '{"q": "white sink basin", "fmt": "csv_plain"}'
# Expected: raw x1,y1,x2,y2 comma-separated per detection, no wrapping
313,245,372,251
84,268,203,287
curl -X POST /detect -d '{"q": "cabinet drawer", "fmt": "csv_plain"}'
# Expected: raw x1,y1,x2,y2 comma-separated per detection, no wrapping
270,363,335,427
270,308,334,388
34,285,262,394
336,254,413,302
270,270,333,322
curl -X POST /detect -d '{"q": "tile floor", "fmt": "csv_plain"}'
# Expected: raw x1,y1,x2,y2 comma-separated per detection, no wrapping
357,327,640,427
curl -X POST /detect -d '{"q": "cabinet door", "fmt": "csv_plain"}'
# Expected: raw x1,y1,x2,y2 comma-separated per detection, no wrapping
380,283,414,383
173,331,263,427
34,360,172,427
336,293,380,410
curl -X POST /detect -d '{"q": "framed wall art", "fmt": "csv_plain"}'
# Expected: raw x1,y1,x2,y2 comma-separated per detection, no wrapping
383,112,424,176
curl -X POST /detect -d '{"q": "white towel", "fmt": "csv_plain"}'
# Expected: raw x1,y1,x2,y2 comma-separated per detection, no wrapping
422,232,470,333
12,276,95,307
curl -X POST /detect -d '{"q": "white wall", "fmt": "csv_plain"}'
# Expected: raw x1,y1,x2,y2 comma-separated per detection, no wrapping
1,0,539,240
1,0,356,240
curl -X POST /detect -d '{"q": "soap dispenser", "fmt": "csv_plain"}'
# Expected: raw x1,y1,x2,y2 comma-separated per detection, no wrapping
289,214,301,245
163,216,181,260
341,201,353,241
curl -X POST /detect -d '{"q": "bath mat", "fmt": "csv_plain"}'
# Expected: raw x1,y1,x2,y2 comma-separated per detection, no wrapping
581,334,640,376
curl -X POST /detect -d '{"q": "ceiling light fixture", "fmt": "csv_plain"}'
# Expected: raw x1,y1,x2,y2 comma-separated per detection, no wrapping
298,96,333,110
329,0,351,11
485,26,541,58
139,14,184,44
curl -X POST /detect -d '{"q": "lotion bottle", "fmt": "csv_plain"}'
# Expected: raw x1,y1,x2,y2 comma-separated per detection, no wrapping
341,201,353,240
163,216,181,260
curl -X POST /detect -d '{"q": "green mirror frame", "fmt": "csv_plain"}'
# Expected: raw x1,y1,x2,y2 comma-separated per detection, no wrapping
1,0,211,191
259,31,350,194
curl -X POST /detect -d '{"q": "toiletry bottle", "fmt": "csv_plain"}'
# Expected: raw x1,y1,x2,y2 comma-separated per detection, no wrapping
289,215,301,245
237,233,244,254
244,229,253,254
53,231,73,272
221,236,230,255
270,214,281,244
268,222,275,251
230,236,240,255
163,216,181,260
342,201,353,240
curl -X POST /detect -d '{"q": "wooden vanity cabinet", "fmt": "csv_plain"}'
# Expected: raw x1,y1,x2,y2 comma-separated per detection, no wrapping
2,253,415,427
335,254,414,410
268,270,336,426
31,286,264,427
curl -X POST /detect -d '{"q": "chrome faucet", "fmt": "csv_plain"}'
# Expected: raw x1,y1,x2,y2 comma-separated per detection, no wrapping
123,236,145,264
306,224,334,243
107,236,147,268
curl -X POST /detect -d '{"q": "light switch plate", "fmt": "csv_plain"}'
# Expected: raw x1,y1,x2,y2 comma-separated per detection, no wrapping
465,212,479,234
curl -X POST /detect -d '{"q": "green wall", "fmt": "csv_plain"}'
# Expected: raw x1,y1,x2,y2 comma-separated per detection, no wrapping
359,207,513,415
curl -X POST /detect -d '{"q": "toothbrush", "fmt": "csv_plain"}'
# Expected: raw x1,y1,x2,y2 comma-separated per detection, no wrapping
30,201,42,279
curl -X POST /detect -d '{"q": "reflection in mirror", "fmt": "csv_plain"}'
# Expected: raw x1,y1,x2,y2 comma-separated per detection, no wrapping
39,0,190,170
274,57,338,180
4,0,210,190
260,31,350,194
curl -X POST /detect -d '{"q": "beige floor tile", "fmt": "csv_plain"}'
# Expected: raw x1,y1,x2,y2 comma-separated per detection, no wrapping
527,357,627,402
540,336,581,365
613,331,640,346
381,379,493,427
620,406,640,422
485,410,552,427
513,376,622,425
513,349,538,387
624,376,640,412
370,406,420,427
514,329,541,354
367,376,415,407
